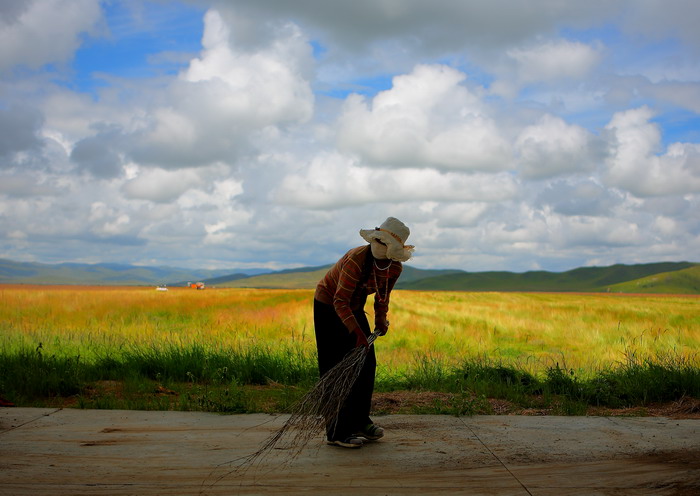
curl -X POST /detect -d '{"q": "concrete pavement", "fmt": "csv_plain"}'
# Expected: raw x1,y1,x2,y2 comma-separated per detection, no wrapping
1,408,699,495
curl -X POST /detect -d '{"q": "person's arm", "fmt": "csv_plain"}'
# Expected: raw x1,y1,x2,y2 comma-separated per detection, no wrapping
332,255,369,346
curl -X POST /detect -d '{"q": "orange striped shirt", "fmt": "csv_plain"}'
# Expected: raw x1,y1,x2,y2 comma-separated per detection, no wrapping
315,245,402,334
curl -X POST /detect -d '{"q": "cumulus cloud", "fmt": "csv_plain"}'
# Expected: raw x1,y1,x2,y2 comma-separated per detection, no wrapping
215,0,618,55
0,105,44,160
641,196,695,218
274,151,518,209
130,9,314,170
337,64,511,171
89,202,132,237
537,179,623,216
507,40,602,83
604,106,700,196
184,10,314,119
431,203,489,228
516,114,602,179
555,215,646,248
644,81,700,114
0,0,102,71
70,125,125,179
122,168,205,203
0,174,61,197
2,1,700,271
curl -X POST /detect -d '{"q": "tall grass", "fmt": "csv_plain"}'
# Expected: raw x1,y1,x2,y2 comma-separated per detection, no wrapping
1,285,698,413
3,340,698,413
386,290,699,374
1,340,318,409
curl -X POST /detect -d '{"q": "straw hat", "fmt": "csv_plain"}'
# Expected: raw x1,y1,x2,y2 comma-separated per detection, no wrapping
359,217,415,262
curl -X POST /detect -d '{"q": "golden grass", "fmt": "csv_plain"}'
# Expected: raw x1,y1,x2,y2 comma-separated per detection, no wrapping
1,285,698,375
387,291,700,373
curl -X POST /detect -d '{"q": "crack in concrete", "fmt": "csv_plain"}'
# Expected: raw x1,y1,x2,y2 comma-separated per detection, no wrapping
460,416,534,496
0,407,61,434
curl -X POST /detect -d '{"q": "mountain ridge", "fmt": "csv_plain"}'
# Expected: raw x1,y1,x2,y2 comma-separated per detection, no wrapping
396,262,699,293
0,258,698,294
0,259,267,286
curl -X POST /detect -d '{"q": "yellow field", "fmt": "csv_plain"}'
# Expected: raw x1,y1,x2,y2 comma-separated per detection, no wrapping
1,285,698,375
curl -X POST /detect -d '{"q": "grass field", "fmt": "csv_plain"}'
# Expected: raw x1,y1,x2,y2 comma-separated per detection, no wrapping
1,285,699,414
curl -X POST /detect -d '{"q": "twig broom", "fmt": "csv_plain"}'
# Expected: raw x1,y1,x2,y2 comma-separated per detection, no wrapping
207,331,380,485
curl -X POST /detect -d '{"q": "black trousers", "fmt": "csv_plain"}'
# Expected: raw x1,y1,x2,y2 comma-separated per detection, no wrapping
313,299,376,441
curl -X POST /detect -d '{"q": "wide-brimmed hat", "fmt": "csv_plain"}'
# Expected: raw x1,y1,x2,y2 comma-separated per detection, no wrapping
360,217,415,262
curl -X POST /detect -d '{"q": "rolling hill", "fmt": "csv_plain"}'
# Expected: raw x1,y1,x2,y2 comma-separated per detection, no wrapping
396,262,699,293
1,258,698,294
605,265,700,294
205,261,699,294
216,265,331,289
215,265,464,289
0,259,259,286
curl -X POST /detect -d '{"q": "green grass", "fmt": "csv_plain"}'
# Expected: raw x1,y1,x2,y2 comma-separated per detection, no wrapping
607,265,700,294
3,341,698,415
2,286,697,415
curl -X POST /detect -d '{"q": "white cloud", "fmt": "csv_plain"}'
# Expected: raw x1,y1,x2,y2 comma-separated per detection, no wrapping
0,173,62,197
122,168,205,203
431,203,489,228
183,10,314,126
0,0,102,71
537,179,623,216
556,216,645,248
337,64,511,171
644,81,700,114
653,215,678,236
213,179,245,202
604,106,700,196
128,9,315,170
274,150,518,209
88,202,133,238
507,39,601,83
2,1,700,272
516,114,601,179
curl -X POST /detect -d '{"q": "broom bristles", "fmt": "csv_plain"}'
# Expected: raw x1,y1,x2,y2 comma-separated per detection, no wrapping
200,333,380,493
234,332,378,469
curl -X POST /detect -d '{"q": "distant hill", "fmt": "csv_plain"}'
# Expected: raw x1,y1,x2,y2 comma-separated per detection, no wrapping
210,262,699,294
1,258,698,294
213,265,464,289
394,266,464,285
605,265,700,294
181,272,251,286
0,259,263,286
218,265,332,289
396,262,699,293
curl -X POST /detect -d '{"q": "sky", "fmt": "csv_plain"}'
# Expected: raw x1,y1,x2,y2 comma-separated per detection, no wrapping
1,0,699,273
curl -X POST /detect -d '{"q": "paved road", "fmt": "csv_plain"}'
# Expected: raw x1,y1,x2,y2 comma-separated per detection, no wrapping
1,408,699,495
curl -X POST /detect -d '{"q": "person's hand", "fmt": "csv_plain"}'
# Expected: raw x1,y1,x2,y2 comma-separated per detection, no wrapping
353,329,369,348
375,320,389,336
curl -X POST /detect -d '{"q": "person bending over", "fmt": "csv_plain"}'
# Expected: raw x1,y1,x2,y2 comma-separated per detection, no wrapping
314,217,414,448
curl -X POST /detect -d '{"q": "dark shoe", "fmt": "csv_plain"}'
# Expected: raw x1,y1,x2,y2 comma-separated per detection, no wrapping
327,436,363,448
354,423,384,441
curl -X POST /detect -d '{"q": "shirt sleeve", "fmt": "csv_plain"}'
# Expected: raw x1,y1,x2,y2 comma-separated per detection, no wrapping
332,255,364,334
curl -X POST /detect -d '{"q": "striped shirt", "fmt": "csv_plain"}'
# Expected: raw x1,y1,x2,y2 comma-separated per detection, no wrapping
315,245,403,334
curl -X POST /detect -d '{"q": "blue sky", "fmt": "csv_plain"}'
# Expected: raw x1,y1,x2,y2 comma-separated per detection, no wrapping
1,0,699,272
68,2,205,91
